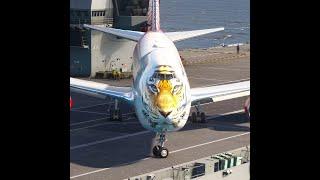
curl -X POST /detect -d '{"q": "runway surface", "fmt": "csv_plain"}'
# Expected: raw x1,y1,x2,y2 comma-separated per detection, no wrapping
70,57,250,180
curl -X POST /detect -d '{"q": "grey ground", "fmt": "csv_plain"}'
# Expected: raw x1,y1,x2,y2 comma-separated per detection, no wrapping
70,47,250,180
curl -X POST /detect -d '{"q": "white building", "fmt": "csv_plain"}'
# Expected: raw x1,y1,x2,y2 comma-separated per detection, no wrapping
70,0,148,77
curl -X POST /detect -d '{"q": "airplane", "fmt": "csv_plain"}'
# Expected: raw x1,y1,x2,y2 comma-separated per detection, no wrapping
70,0,250,158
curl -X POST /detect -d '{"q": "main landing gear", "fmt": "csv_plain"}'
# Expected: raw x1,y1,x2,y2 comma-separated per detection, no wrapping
191,102,207,123
153,132,169,158
109,99,122,121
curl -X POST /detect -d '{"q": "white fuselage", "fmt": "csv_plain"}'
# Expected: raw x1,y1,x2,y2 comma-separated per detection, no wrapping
132,32,191,133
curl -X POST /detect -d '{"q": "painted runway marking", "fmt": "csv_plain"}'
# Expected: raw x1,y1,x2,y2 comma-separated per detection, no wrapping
206,109,245,120
70,117,108,126
70,112,135,126
188,76,227,81
170,132,250,153
70,130,151,150
70,132,250,179
70,109,246,150
192,78,250,88
70,157,151,179
206,67,249,72
70,168,111,179
71,102,113,110
70,118,138,132
71,110,109,115
204,123,249,131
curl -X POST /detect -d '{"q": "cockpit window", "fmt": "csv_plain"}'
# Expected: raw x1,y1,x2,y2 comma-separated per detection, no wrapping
152,72,175,80
166,74,173,80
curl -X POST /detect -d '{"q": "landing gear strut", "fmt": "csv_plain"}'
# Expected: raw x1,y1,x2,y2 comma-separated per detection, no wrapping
109,98,122,121
191,102,207,123
153,132,169,158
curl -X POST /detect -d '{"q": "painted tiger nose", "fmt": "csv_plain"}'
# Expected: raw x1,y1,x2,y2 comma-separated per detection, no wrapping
159,110,172,118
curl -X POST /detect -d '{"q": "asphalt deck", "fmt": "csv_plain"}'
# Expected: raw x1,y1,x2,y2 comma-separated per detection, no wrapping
70,50,250,180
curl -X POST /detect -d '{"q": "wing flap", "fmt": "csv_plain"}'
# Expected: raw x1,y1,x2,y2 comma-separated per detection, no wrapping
191,80,250,105
83,24,144,42
165,27,224,42
70,78,134,103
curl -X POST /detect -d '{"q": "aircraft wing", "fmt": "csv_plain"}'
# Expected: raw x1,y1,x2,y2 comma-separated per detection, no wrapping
83,24,223,43
165,27,224,42
83,24,145,42
70,78,134,103
190,80,250,106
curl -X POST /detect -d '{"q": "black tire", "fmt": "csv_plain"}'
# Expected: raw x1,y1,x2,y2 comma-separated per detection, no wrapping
191,112,197,123
152,145,161,157
159,147,169,158
109,109,114,121
112,109,119,121
200,112,206,123
118,109,122,121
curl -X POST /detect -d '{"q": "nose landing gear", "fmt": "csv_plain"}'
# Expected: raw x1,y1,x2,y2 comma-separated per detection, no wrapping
153,132,169,158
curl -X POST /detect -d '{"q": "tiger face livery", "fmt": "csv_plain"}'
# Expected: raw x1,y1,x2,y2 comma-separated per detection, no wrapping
140,64,190,132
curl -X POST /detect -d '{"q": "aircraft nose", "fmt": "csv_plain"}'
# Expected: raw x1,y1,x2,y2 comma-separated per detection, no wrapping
159,110,172,118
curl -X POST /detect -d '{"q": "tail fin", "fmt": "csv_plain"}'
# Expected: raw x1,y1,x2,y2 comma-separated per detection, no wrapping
147,0,160,32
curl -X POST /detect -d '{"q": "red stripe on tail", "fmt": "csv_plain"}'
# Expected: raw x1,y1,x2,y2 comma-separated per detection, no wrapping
147,0,160,32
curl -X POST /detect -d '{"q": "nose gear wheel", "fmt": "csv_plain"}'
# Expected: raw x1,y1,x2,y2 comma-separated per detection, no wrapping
153,132,169,158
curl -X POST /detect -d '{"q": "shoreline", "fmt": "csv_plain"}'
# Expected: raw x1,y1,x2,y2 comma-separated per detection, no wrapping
179,44,250,65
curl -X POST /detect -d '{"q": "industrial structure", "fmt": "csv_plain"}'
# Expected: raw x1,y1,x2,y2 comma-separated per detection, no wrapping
128,146,250,180
70,0,148,77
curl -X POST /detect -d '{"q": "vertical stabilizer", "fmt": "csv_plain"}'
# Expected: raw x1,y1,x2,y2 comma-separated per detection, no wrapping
147,0,160,32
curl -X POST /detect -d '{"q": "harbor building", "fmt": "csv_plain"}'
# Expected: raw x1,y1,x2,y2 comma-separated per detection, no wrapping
70,0,148,77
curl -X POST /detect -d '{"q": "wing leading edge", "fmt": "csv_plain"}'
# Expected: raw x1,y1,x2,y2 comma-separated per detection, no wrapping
165,27,224,42
83,24,145,42
190,80,250,106
84,24,224,43
70,78,134,103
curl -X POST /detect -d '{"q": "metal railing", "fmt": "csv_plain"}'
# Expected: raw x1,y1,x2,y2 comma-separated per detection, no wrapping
91,17,114,25
70,17,114,26
127,146,250,180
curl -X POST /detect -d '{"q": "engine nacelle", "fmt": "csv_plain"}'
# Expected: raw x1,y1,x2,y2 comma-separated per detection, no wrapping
244,97,250,118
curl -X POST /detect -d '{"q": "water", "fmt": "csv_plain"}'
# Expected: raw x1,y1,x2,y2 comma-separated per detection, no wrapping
160,0,250,49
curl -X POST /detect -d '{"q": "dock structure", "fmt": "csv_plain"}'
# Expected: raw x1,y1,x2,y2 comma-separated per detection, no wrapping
70,51,250,180
127,146,250,180
70,0,148,77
